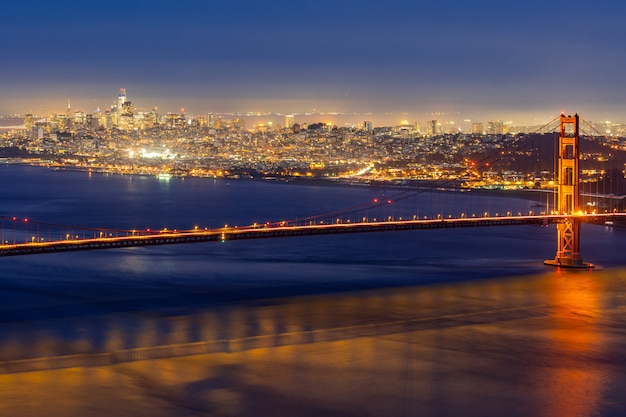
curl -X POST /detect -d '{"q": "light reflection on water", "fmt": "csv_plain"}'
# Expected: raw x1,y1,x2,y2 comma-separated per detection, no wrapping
0,269,625,416
539,273,607,417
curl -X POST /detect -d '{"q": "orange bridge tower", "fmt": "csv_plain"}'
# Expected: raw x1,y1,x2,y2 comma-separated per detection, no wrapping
544,114,593,268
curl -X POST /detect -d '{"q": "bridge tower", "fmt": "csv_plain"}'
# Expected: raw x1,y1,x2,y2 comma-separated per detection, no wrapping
544,114,593,268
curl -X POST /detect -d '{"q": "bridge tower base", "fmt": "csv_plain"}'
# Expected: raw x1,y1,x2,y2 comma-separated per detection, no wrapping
544,114,594,268
544,217,593,268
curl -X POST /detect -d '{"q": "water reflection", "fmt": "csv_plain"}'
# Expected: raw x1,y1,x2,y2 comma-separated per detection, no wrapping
538,272,608,417
0,269,624,416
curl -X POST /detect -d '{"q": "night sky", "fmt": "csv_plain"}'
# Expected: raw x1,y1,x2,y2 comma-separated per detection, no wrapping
2,0,626,124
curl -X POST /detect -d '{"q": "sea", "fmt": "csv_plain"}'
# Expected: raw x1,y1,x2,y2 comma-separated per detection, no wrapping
1,163,626,417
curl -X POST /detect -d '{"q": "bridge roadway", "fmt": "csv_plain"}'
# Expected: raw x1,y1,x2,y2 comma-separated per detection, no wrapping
0,213,623,257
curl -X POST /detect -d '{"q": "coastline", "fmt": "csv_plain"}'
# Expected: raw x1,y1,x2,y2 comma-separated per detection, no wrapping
7,157,550,203
6,157,624,214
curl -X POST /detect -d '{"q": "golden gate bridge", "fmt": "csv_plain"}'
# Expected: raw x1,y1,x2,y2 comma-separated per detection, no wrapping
0,114,624,267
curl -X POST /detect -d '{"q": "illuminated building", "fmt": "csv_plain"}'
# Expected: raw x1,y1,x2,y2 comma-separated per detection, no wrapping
99,110,111,129
57,114,68,132
285,114,295,130
426,120,437,137
151,108,160,125
65,100,73,130
74,111,85,125
23,113,35,139
487,121,504,135
165,113,185,128
472,122,484,135
24,114,34,130
46,114,58,132
118,88,127,110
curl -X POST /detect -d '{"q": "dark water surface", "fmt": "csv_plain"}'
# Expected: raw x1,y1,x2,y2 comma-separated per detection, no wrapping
0,164,625,416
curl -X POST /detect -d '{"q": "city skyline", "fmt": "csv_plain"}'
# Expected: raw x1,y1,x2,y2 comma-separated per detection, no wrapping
3,86,625,131
2,0,626,125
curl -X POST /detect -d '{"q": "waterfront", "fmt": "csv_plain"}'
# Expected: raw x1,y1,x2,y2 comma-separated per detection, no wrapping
0,165,626,416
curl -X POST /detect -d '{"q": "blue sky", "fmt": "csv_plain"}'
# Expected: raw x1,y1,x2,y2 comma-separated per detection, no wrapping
2,0,626,124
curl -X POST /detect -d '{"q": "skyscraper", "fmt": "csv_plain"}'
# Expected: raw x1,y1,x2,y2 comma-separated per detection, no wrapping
118,88,127,110
24,114,34,130
285,114,295,130
426,120,437,137
487,121,504,135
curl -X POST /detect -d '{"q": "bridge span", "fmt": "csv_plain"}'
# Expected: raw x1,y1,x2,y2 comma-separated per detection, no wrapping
0,213,622,257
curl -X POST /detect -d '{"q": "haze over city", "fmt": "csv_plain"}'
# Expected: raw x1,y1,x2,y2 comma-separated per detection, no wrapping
2,0,626,125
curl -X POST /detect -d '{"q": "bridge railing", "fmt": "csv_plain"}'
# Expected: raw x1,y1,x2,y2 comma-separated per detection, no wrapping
0,211,622,254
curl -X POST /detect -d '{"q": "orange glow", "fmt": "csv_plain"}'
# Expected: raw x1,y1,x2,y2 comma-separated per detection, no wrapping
539,274,606,417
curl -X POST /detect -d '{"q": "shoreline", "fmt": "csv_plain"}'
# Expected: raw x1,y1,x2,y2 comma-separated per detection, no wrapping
6,158,624,212
9,157,550,203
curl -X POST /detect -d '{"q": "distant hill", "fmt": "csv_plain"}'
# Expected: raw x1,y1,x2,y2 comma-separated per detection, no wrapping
473,133,626,195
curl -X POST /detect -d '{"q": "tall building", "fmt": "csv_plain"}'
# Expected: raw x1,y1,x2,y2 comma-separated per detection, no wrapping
426,120,437,137
100,111,111,129
118,88,127,110
24,114,34,130
362,120,372,131
487,121,504,135
472,123,484,135
66,100,72,130
150,108,160,126
121,101,134,116
74,111,86,126
57,114,68,132
24,114,35,139
285,114,295,130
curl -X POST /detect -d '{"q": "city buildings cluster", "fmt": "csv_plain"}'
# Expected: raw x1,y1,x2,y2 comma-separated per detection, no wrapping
1,89,626,190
